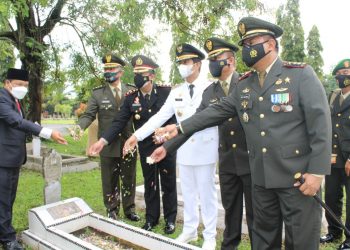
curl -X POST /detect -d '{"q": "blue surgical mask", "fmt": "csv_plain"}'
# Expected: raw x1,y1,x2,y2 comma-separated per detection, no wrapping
104,72,119,83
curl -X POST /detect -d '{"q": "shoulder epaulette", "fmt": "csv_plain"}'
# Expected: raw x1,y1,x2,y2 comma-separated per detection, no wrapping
283,61,307,68
239,71,253,81
125,89,138,97
156,82,172,88
93,85,104,91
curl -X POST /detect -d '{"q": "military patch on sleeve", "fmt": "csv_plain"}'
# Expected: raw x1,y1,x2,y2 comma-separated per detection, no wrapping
283,61,307,68
125,89,138,96
239,71,253,81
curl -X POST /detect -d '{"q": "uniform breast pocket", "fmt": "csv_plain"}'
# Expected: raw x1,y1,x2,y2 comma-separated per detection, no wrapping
280,143,311,159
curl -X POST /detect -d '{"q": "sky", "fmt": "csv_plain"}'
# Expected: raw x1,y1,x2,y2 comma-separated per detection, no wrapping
24,0,350,84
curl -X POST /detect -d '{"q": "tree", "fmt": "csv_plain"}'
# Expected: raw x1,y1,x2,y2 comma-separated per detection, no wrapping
306,25,324,80
276,0,305,62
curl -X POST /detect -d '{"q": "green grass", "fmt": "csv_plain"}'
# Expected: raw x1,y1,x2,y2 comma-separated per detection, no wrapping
41,119,76,125
15,134,343,249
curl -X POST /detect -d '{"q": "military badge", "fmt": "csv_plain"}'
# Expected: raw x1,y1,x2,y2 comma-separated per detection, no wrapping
106,55,112,63
285,77,290,83
275,79,283,85
238,22,245,35
134,96,140,104
242,112,249,123
345,78,350,86
242,88,250,93
250,49,257,58
134,114,141,120
206,40,213,51
271,93,293,112
136,57,143,66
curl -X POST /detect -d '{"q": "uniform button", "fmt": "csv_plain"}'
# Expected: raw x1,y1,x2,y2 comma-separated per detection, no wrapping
334,134,338,138
148,109,152,113
261,131,266,136
295,150,300,154
118,133,121,137
230,131,235,135
336,124,339,127
262,147,267,153
260,114,265,118
219,144,222,148
232,144,237,148
228,118,233,121
259,96,263,101
333,145,337,148
338,113,341,117
247,150,250,154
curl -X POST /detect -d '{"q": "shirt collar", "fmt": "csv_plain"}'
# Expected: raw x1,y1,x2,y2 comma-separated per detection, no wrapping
261,56,278,75
219,72,233,85
109,82,121,92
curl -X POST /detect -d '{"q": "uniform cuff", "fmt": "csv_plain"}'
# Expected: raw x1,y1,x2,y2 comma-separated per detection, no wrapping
100,138,109,146
39,127,53,139
133,131,142,142
311,174,324,178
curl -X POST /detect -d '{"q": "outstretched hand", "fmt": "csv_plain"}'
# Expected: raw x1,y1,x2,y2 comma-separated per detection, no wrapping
51,130,68,145
149,146,167,163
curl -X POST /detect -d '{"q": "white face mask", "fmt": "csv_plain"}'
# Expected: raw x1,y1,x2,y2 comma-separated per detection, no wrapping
11,86,28,100
178,64,193,79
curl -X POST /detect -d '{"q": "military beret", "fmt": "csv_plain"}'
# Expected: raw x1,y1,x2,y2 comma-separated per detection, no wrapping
102,54,126,68
237,17,283,46
332,59,350,75
175,43,205,62
6,68,29,81
131,55,159,73
204,37,239,59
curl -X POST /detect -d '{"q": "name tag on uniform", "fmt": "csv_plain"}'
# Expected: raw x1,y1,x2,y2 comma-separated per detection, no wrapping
175,98,183,101
101,100,110,104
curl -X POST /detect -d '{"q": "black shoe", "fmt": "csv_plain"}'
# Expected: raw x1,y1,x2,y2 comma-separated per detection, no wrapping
126,212,140,222
107,209,118,220
164,222,175,234
320,233,342,243
3,240,24,250
142,222,155,231
338,240,350,250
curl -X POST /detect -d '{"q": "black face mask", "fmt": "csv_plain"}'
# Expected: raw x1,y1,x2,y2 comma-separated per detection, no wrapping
134,74,150,89
209,59,228,78
242,40,270,67
335,75,350,88
104,72,119,83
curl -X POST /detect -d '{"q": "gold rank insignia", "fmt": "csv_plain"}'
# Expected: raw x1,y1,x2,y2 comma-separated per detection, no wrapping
275,79,283,85
285,77,290,83
276,87,288,92
241,100,248,108
238,22,245,35
177,45,183,53
106,55,112,63
345,78,350,86
136,57,143,65
206,40,213,51
242,87,250,93
134,114,140,120
250,49,257,58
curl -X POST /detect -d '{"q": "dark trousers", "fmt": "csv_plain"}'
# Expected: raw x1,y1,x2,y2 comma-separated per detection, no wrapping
100,154,137,215
325,166,350,238
0,167,20,244
252,184,322,250
140,152,177,224
220,172,253,250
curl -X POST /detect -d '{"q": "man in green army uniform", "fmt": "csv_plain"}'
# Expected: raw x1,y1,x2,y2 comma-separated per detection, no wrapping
77,54,139,221
320,59,350,250
150,17,331,250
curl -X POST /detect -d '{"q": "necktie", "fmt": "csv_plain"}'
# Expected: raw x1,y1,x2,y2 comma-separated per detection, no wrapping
145,94,150,106
15,100,22,116
258,71,267,87
222,81,229,96
115,87,121,107
189,84,194,98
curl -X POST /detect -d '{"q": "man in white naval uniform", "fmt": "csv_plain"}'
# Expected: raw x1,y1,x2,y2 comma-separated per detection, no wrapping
124,43,219,250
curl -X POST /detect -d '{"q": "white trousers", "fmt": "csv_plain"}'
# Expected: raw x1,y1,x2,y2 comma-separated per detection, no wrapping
178,163,218,240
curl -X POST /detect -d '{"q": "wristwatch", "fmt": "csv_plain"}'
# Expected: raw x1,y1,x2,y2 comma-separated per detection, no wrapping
175,123,183,134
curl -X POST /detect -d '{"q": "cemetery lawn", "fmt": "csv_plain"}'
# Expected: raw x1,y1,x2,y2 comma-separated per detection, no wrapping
13,135,338,250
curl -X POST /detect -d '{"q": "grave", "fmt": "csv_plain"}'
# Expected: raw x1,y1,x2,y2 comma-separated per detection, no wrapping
22,198,201,250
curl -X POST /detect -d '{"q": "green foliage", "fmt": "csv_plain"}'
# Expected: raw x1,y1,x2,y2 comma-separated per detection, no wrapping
276,0,305,62
306,25,324,80
323,73,338,95
54,103,73,117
